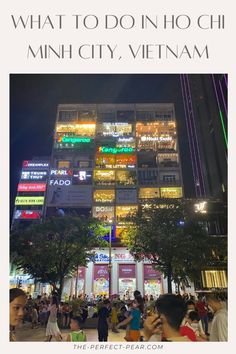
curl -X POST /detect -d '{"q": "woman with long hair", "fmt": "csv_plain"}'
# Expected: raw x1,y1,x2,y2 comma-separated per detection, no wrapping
45,296,62,341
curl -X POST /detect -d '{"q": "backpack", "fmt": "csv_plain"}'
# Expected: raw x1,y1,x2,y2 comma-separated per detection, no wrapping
70,330,87,342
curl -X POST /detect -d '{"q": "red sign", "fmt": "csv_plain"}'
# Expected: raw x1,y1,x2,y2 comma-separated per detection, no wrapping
119,264,136,278
14,210,42,220
17,183,46,192
94,265,109,280
144,265,162,279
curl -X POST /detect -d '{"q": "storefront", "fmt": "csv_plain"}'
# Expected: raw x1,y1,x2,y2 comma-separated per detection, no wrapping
82,248,173,298
93,264,109,296
143,264,163,296
118,264,136,298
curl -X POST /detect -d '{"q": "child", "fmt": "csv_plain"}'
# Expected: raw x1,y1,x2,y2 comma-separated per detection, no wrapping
67,317,87,342
31,304,39,329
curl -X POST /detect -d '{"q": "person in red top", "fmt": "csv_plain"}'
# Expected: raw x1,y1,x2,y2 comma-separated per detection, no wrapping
180,324,197,341
195,295,209,335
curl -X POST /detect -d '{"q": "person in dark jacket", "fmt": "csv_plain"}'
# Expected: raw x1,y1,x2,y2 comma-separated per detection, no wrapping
97,299,110,341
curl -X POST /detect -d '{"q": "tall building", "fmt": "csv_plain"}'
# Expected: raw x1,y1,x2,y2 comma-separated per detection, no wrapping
44,103,184,297
180,74,227,199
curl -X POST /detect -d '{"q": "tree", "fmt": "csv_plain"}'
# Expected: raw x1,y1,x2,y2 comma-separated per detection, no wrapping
122,199,217,293
10,216,107,300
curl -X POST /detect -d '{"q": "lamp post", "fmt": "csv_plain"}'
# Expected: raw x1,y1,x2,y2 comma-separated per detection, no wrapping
108,221,112,299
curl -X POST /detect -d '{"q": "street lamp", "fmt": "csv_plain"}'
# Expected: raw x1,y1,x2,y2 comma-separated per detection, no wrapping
108,219,113,299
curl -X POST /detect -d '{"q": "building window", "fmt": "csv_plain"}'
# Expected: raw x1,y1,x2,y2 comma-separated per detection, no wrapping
57,160,71,168
157,153,179,167
94,170,115,186
138,170,158,185
94,190,115,203
162,174,178,183
78,110,96,121
139,188,160,199
96,123,133,137
116,171,137,186
160,187,182,198
201,270,227,288
116,205,138,222
58,110,77,122
56,123,96,137
117,110,135,122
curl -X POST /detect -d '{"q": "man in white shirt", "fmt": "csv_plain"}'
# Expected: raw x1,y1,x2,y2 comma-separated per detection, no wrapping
205,293,227,341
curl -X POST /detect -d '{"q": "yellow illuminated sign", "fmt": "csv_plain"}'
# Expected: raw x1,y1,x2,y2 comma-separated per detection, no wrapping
15,197,45,205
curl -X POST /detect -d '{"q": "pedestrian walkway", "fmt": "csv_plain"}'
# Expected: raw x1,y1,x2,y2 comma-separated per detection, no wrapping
15,323,127,342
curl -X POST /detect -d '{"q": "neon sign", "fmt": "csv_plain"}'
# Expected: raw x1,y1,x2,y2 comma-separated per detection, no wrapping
58,136,91,143
21,171,48,180
49,179,71,186
14,210,42,220
22,161,49,168
50,169,73,176
15,197,45,205
194,201,207,214
140,136,173,142
17,183,46,192
98,147,134,154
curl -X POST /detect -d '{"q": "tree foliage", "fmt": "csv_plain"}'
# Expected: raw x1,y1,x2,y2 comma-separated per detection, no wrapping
10,216,107,299
122,199,225,293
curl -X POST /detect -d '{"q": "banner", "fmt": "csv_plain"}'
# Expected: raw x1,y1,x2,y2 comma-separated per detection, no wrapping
15,197,45,205
94,265,109,280
144,264,162,279
14,210,42,219
119,264,136,278
17,183,46,192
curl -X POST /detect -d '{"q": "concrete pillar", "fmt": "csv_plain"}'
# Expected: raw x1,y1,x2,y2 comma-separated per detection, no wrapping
85,261,93,296
136,262,144,295
112,261,118,295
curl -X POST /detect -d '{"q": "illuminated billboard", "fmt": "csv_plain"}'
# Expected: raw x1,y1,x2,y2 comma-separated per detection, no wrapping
22,160,49,169
15,197,45,205
98,147,134,154
58,136,91,143
17,183,46,192
50,169,73,176
72,170,92,185
21,171,48,180
14,210,42,220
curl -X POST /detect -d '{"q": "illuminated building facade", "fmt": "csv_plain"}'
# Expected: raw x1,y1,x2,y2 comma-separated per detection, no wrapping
43,103,185,297
46,103,183,231
180,74,228,290
180,74,227,199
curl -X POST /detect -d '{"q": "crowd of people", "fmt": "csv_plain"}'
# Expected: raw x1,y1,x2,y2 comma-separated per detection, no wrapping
9,288,228,342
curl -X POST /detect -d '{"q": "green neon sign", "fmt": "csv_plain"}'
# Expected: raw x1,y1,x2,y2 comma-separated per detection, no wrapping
61,136,91,143
98,146,134,154
219,110,228,148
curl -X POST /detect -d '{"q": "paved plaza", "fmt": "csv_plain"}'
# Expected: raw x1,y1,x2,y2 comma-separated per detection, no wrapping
15,322,127,342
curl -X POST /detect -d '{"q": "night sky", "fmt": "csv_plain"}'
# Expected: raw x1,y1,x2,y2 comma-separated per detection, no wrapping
10,74,194,217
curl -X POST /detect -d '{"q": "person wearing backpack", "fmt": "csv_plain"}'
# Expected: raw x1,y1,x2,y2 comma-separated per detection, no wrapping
66,316,87,342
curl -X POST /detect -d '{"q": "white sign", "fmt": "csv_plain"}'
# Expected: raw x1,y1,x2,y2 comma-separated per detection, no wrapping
49,179,71,186
95,206,113,212
21,171,48,180
50,169,72,176
140,136,172,142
